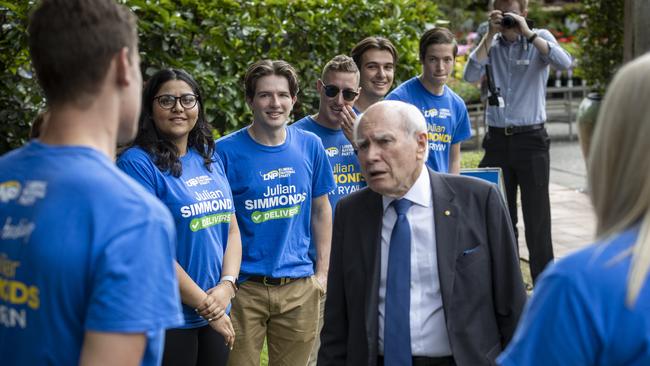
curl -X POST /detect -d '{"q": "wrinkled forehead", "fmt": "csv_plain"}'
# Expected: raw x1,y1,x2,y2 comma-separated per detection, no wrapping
359,110,405,137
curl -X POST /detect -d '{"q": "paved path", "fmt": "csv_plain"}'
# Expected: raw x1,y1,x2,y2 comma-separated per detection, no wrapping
517,123,597,262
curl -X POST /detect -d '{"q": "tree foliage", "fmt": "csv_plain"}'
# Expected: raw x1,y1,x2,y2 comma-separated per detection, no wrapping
0,0,440,153
0,0,41,153
573,0,624,93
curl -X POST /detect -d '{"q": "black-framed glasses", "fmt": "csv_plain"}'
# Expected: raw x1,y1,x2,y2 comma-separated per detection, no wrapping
153,94,199,110
319,80,359,101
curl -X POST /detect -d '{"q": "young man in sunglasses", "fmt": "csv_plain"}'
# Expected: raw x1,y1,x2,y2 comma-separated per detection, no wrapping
216,60,335,366
291,54,364,366
386,27,471,174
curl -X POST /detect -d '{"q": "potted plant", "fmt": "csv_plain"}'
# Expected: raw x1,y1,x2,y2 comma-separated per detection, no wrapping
574,0,624,159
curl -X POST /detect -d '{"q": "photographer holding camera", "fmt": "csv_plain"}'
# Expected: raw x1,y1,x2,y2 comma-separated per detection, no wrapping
463,0,572,284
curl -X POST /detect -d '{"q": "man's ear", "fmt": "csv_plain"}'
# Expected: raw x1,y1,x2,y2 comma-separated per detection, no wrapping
115,47,131,87
415,131,428,158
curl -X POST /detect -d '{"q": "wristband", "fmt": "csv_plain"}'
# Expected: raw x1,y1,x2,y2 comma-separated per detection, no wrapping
527,33,538,43
220,275,238,295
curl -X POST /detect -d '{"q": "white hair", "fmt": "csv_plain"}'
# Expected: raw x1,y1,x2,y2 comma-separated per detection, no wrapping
353,100,429,161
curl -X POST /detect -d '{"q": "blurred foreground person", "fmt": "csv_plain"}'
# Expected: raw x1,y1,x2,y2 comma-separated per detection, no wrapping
499,53,650,365
0,0,182,365
118,69,242,366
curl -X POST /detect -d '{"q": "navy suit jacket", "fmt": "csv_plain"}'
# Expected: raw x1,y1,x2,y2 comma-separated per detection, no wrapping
318,168,527,366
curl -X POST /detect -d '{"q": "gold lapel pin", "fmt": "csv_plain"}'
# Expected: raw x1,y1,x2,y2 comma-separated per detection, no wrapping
444,210,451,216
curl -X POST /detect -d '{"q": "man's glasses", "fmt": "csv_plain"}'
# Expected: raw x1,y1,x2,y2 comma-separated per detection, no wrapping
154,94,199,110
319,80,359,102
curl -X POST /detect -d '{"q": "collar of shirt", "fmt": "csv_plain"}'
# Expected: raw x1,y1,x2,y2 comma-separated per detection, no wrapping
382,166,431,212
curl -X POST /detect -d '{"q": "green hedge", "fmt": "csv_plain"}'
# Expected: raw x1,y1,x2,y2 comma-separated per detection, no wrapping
0,0,441,152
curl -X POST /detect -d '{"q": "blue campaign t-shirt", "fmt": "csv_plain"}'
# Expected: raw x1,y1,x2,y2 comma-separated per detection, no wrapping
216,127,335,280
498,225,650,366
0,141,182,366
118,146,235,328
291,116,365,211
386,77,471,173
291,116,365,264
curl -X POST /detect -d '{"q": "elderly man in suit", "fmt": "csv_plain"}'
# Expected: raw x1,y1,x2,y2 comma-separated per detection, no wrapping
318,100,526,366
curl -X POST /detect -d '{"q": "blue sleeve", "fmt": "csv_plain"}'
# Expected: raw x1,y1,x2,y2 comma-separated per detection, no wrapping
211,152,236,213
452,99,472,144
85,217,182,333
311,138,336,197
214,144,231,180
117,150,159,195
497,270,599,366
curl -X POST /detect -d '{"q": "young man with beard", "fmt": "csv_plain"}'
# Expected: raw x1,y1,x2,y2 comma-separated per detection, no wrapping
291,55,364,366
386,28,471,174
216,60,335,366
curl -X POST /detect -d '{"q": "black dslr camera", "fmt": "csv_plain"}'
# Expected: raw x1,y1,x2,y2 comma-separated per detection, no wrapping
501,14,534,29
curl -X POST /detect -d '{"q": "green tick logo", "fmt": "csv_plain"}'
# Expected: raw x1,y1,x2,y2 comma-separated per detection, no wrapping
251,205,300,224
189,212,231,232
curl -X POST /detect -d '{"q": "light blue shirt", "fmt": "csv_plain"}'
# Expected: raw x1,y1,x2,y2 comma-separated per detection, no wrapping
463,29,572,127
378,167,451,357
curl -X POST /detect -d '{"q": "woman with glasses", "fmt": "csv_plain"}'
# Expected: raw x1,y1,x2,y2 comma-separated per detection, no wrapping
117,68,241,366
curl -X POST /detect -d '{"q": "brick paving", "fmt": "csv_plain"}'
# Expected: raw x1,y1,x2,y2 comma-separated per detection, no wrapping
517,183,596,262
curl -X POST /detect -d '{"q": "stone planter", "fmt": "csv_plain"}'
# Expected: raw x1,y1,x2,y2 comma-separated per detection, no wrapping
576,92,603,159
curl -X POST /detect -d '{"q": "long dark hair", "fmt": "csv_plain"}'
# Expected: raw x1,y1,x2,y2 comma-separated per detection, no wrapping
135,68,214,177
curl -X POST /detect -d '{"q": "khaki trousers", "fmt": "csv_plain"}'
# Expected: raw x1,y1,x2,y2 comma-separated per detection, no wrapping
307,294,326,366
227,276,324,366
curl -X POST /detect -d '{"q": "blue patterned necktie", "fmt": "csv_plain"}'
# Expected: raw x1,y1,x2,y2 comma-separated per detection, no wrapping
384,198,413,366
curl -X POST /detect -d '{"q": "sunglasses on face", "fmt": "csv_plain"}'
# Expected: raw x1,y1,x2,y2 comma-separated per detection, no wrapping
319,80,359,102
153,94,199,110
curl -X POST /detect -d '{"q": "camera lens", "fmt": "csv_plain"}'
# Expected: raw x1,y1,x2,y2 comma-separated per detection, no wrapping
501,15,516,28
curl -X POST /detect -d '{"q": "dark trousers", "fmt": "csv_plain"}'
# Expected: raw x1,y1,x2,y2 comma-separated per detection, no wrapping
162,324,230,366
480,127,554,282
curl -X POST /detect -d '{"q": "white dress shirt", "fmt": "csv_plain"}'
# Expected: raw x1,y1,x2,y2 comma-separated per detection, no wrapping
378,167,452,357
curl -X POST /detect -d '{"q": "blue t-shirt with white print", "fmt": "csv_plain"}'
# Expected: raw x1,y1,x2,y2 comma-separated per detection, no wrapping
386,77,471,173
118,146,235,328
0,141,182,366
216,127,335,280
291,116,365,263
291,116,365,212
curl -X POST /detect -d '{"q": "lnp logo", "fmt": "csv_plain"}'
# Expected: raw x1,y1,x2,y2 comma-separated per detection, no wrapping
261,167,295,181
18,181,47,206
423,108,438,118
184,175,213,187
325,147,339,158
0,181,21,203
